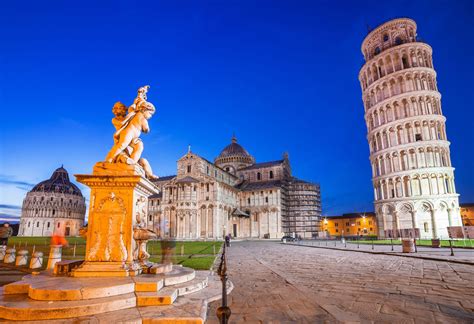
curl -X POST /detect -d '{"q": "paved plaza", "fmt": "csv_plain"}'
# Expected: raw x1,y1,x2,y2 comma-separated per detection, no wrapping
207,241,474,323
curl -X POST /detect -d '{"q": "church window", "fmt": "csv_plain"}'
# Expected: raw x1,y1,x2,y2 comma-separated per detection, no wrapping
206,184,210,192
41,197,44,201
415,134,422,141
257,172,261,180
47,222,50,228
265,197,268,203
395,37,402,45
374,47,381,55
345,222,349,226
193,186,196,191
423,222,429,232
383,34,389,42
35,209,38,215
269,171,274,179
68,211,71,216
151,201,154,207
335,229,338,233
207,166,209,174
52,209,55,215
187,165,191,173
335,223,339,227
57,222,61,228
149,215,152,221
36,222,39,227
28,222,30,227
370,227,373,231
247,198,250,204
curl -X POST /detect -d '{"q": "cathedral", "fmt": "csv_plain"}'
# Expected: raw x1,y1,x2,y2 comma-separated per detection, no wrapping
147,136,322,240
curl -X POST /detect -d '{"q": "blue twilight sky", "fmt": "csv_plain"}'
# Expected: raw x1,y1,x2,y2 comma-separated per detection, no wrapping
0,0,473,222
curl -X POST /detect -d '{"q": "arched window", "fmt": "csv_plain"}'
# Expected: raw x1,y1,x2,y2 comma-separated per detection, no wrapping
374,47,381,55
383,34,389,42
187,165,191,173
247,198,250,204
395,37,402,45
52,209,55,215
257,172,261,180
36,222,39,227
57,222,61,228
269,171,274,179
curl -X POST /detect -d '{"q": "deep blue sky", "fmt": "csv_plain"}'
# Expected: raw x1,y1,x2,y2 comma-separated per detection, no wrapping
0,0,473,221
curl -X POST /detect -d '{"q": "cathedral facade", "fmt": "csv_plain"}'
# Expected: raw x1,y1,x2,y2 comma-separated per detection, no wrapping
147,137,321,240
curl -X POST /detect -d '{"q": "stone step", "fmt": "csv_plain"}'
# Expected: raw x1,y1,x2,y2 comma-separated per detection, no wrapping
136,288,178,306
134,278,164,292
173,273,209,296
0,290,136,321
4,274,135,301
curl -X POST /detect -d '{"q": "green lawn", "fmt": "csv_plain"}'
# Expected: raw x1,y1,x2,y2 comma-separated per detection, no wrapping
6,237,222,270
350,239,474,248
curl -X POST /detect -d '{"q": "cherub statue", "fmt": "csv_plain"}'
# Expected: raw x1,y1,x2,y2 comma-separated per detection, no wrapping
105,87,158,179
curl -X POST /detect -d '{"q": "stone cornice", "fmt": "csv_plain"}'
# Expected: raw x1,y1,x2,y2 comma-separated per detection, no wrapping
367,114,446,137
363,66,436,94
370,139,451,159
372,166,455,182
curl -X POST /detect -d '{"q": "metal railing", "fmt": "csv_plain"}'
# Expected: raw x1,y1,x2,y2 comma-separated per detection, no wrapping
216,241,231,324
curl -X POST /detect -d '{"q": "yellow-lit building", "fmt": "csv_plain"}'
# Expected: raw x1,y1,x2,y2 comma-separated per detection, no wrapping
321,212,377,237
460,203,474,226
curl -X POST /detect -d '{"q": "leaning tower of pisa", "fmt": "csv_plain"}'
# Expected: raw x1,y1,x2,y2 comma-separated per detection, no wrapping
359,18,462,239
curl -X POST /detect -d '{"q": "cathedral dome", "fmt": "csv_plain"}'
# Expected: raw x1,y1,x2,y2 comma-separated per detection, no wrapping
31,166,83,197
215,136,255,172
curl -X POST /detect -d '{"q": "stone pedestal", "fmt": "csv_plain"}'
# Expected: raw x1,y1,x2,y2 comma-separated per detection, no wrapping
4,248,16,264
47,245,62,270
30,251,44,269
72,163,159,277
15,250,29,266
402,238,415,253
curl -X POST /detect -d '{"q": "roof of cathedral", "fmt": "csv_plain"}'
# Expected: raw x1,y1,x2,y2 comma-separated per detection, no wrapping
239,160,284,171
215,136,253,160
152,175,176,183
176,176,199,184
149,193,162,199
236,180,284,191
30,166,83,197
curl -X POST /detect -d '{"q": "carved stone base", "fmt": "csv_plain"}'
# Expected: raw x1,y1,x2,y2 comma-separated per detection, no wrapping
93,162,145,177
73,262,141,277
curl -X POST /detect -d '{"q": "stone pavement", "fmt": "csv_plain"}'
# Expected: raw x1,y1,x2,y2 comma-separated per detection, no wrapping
207,241,474,323
295,240,474,264
0,265,28,287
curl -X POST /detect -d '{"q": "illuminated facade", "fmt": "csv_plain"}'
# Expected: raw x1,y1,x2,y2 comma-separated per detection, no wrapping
147,137,322,239
460,203,474,226
321,212,377,237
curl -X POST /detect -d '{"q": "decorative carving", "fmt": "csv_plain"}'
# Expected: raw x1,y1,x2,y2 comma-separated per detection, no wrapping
88,193,128,262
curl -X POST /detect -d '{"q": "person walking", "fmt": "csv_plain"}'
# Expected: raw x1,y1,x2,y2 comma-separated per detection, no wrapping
225,234,231,247
0,223,13,247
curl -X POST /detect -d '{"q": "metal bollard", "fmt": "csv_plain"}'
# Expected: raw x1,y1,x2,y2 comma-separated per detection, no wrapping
449,240,454,256
4,248,16,264
372,239,374,250
391,238,394,251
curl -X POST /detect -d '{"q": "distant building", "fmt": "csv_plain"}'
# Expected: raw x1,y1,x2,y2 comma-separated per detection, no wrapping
147,136,321,239
321,212,378,237
359,18,462,239
18,167,86,237
460,203,474,226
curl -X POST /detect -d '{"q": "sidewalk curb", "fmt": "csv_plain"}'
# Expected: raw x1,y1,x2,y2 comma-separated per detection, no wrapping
284,243,474,266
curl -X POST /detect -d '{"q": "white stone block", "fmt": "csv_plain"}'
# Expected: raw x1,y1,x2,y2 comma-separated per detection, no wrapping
47,245,62,270
30,251,44,269
4,248,16,264
15,250,29,266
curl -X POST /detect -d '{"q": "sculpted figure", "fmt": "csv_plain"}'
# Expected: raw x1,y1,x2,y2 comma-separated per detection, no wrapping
105,87,158,179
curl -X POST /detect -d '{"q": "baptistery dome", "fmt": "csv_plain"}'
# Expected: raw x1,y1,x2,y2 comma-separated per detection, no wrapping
19,166,86,237
214,136,255,174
